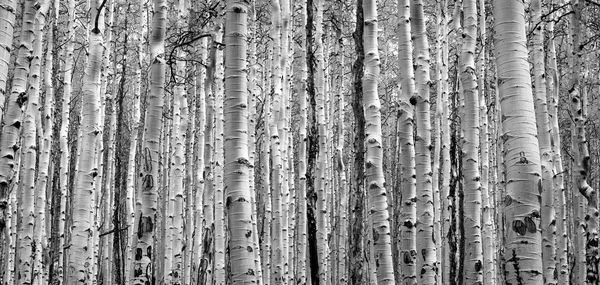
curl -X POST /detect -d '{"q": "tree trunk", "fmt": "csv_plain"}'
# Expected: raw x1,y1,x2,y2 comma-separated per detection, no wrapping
132,0,166,282
223,1,256,283
410,1,437,283
397,0,417,283
493,0,544,283
459,0,483,283
67,0,104,281
530,0,557,283
362,1,395,283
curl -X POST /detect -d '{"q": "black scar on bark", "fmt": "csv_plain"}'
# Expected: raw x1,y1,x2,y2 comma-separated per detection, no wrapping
143,147,152,171
512,220,527,235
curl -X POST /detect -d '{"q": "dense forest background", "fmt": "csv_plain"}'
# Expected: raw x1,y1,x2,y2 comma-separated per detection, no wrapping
0,0,599,284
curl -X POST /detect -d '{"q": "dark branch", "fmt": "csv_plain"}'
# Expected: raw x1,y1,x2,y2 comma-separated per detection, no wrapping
93,0,109,34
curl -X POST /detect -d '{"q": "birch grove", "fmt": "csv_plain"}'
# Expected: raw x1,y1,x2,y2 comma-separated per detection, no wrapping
0,0,599,284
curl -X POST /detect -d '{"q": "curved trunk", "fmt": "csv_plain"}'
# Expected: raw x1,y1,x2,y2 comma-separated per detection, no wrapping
492,0,544,283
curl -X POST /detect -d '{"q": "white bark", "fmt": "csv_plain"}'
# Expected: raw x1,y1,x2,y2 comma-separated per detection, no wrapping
493,1,544,283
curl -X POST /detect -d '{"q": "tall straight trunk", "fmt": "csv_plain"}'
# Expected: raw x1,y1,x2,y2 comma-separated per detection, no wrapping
223,1,256,283
125,0,146,277
492,1,544,283
279,2,292,282
0,0,17,123
0,0,36,246
213,24,225,285
55,0,76,281
247,11,263,281
191,37,207,285
362,1,395,283
410,1,436,283
132,0,166,282
545,7,568,282
396,0,417,283
476,1,495,283
169,2,187,282
334,29,348,285
437,3,451,283
67,0,104,281
349,1,365,283
270,0,284,282
36,7,56,283
170,51,186,285
17,1,48,280
530,0,557,283
306,0,324,283
570,1,598,282
459,0,483,283
200,35,216,285
293,0,308,281
312,0,328,282
191,36,207,284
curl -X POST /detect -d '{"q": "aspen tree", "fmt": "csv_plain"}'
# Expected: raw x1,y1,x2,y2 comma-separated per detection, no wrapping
36,5,56,282
200,36,216,285
476,1,496,283
570,1,598,281
530,0,557,283
17,0,49,279
125,0,146,277
223,0,257,279
279,2,292,282
410,0,437,283
0,0,16,123
0,0,36,245
259,88,272,285
67,0,105,281
432,3,442,276
361,0,394,283
545,5,568,282
270,0,285,282
293,0,308,282
396,1,418,281
349,0,366,283
334,29,348,285
132,0,166,282
438,6,451,284
213,23,225,285
56,0,76,281
459,0,484,283
306,0,327,282
169,0,187,282
313,0,329,281
225,0,256,284
493,0,544,283
247,8,263,281
191,37,207,284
